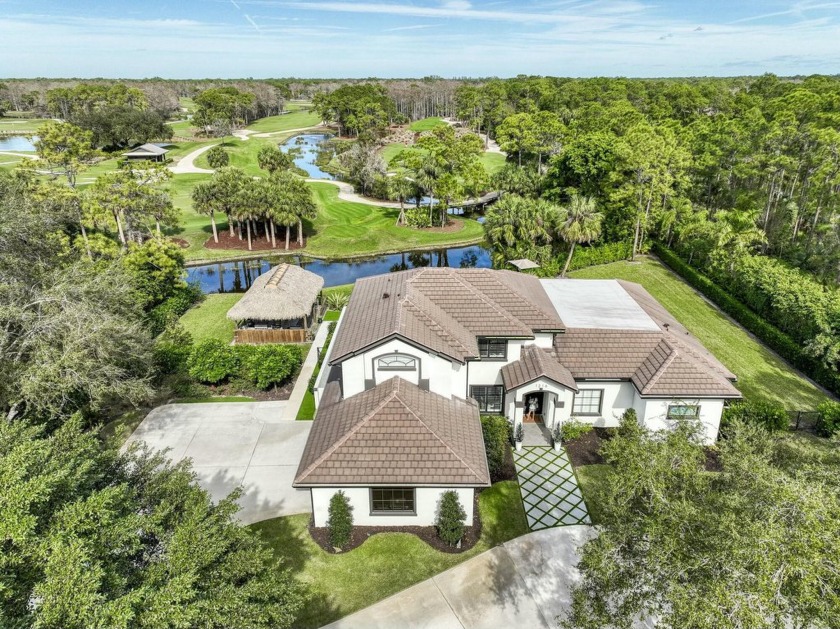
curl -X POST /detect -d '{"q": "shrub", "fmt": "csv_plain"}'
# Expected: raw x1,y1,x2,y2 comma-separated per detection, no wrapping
514,422,524,443
435,491,467,547
405,206,432,228
568,241,634,272
722,400,789,432
480,415,509,480
561,419,594,442
816,401,840,437
153,324,193,375
323,290,350,310
327,490,353,549
617,408,642,438
187,339,238,384
147,283,204,337
235,344,303,390
206,145,229,168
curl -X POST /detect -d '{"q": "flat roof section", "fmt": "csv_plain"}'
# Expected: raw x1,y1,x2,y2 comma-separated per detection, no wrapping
540,279,660,331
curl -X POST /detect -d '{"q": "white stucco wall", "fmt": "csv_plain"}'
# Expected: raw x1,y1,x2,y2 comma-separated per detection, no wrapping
505,378,575,430
310,487,475,527
568,381,636,427
636,397,725,445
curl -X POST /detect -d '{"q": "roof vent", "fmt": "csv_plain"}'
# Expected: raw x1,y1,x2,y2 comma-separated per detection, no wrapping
383,292,390,299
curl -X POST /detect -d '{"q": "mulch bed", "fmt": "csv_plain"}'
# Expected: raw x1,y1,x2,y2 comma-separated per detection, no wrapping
170,238,190,249
203,379,295,401
493,445,517,482
564,428,614,467
704,447,723,472
423,218,466,233
309,492,481,554
203,229,306,252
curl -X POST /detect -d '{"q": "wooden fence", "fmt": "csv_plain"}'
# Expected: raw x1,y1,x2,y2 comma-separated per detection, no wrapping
233,328,307,344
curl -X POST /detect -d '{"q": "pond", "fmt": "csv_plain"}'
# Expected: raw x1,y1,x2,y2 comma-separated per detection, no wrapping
281,133,334,180
186,244,492,293
0,135,37,152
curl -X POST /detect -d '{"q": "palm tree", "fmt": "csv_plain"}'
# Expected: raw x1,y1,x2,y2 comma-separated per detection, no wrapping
559,195,602,277
714,208,766,271
388,174,415,226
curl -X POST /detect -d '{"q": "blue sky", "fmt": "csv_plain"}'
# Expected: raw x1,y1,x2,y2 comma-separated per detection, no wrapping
1,1,839,78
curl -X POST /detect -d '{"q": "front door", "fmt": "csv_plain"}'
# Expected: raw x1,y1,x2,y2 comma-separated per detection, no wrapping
524,392,544,423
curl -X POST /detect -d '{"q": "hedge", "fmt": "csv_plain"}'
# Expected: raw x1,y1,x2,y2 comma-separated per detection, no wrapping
568,240,634,272
653,243,840,399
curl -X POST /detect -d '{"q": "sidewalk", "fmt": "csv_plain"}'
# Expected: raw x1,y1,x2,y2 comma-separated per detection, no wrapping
280,322,331,420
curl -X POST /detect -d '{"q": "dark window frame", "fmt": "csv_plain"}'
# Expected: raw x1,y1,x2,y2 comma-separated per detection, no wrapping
370,487,416,515
667,404,701,420
477,338,508,360
572,389,604,416
470,384,505,414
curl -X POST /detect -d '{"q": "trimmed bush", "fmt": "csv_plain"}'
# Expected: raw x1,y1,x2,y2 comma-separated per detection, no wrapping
514,422,524,444
327,490,353,549
153,324,194,375
816,401,840,437
568,241,633,272
617,408,642,438
236,344,302,390
206,145,229,168
480,415,509,481
187,339,238,384
435,491,467,547
561,419,594,442
405,206,432,228
147,283,204,337
722,400,789,432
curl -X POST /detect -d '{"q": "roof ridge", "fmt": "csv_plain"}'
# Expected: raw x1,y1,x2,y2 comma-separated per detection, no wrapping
431,271,531,334
403,296,474,356
265,264,288,289
394,387,488,484
295,387,399,484
641,340,677,394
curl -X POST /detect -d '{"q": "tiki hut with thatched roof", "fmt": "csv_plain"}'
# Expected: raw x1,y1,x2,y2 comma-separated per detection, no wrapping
227,264,324,344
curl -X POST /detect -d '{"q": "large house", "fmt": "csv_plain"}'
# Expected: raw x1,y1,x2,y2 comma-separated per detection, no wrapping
294,268,740,527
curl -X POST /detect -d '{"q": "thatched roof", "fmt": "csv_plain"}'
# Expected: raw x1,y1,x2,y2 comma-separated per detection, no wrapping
227,264,324,323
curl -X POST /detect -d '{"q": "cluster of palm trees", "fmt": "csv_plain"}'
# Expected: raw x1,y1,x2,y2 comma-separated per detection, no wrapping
484,193,602,277
191,147,316,251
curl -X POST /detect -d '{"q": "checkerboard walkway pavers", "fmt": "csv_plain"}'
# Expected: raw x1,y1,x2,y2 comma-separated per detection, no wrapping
513,446,591,530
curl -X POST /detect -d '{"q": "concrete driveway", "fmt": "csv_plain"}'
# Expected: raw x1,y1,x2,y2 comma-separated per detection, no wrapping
323,526,650,629
125,401,311,524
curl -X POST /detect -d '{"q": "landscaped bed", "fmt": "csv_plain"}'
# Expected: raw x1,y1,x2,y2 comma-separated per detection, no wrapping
250,480,528,629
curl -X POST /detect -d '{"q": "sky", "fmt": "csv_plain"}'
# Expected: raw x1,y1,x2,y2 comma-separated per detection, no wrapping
1,0,839,78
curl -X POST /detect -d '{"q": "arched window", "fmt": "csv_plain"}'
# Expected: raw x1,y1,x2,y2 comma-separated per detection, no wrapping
377,354,417,371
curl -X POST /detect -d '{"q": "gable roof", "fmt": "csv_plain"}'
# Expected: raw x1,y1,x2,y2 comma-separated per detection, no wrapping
329,268,565,364
294,377,490,487
501,345,577,392
227,263,323,322
121,143,168,157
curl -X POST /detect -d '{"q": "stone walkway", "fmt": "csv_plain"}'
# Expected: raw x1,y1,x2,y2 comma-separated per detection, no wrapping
514,447,590,530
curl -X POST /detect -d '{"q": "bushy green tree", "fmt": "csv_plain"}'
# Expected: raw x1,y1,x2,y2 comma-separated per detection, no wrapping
564,419,840,629
816,400,840,437
236,345,302,390
327,491,353,549
722,400,789,432
257,144,294,174
206,144,230,168
34,120,99,188
0,417,305,628
187,339,238,384
435,491,467,547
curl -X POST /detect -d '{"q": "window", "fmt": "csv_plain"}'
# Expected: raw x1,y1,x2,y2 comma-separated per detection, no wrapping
470,385,504,413
377,354,417,371
573,389,603,416
667,404,700,420
478,338,507,360
371,488,415,514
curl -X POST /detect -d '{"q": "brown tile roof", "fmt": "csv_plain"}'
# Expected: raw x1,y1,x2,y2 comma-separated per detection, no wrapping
501,345,577,391
293,377,490,487
554,282,741,399
329,268,565,364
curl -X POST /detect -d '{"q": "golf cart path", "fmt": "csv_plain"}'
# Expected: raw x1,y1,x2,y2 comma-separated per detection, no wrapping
169,144,216,174
305,178,403,208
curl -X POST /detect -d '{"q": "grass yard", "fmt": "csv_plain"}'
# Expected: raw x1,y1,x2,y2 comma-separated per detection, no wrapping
178,293,242,343
569,257,828,410
244,108,321,134
409,117,447,132
0,116,51,134
251,480,528,628
480,151,507,175
381,141,410,166
305,182,485,258
575,464,612,525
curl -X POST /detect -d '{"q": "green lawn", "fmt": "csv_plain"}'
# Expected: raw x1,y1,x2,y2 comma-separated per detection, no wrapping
381,141,410,166
323,309,340,322
305,182,485,258
244,109,321,134
480,151,507,175
251,480,528,628
409,117,447,132
569,257,828,410
0,116,51,134
179,294,242,343
575,464,612,525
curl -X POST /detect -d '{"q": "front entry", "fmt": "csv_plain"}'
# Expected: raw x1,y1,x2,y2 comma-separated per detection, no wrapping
523,392,545,423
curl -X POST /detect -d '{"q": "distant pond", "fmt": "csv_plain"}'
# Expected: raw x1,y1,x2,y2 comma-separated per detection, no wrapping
0,135,37,151
186,244,492,293
282,133,334,180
